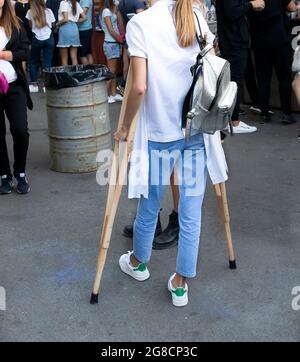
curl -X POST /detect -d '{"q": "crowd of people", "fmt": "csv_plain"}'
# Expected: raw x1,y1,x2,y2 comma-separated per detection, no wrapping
13,0,94,92
0,0,299,307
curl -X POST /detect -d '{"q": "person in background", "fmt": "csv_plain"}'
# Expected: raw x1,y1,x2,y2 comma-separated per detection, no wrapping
117,0,147,96
78,0,94,65
292,25,300,139
47,0,62,66
0,0,33,195
292,73,300,138
14,0,31,72
216,0,265,134
118,0,147,24
101,0,124,104
56,0,86,66
26,0,56,93
249,0,298,124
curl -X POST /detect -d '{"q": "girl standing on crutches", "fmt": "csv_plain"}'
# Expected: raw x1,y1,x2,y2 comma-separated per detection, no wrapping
114,0,229,307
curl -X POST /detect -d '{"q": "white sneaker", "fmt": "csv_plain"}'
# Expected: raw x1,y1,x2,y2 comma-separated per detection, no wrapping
29,84,39,93
168,273,188,307
250,106,274,116
229,121,257,134
119,251,150,282
108,96,116,104
112,94,123,102
249,106,261,114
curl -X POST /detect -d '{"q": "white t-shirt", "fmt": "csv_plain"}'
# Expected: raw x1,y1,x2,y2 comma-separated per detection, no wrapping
58,1,83,22
126,0,215,142
26,9,55,41
0,27,17,83
125,1,228,199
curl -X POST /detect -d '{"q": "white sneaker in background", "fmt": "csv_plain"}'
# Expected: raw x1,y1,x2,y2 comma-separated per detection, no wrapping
249,106,261,114
168,273,188,307
249,106,274,116
229,121,257,134
112,94,123,102
29,84,39,93
108,96,116,104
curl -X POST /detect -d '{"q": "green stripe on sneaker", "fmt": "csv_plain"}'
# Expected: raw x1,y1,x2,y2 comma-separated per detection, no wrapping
172,288,187,297
133,263,147,272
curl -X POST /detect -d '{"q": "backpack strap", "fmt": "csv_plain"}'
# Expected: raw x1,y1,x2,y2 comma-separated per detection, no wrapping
193,11,206,51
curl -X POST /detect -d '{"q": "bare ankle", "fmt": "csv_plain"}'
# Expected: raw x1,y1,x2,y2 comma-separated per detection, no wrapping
130,254,141,268
173,273,186,288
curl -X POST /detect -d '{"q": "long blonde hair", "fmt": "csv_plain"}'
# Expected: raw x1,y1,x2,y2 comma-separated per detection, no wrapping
174,0,203,48
0,0,21,38
30,0,47,29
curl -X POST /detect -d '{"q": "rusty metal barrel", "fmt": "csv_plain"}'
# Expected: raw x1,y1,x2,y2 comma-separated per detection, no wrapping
45,65,113,173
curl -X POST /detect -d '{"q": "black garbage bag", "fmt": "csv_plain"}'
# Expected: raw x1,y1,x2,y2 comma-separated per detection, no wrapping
44,64,114,90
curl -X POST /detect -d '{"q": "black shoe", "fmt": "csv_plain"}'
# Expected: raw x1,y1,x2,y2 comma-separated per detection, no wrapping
260,115,272,124
0,175,13,195
152,210,179,250
15,173,30,194
123,212,162,239
282,114,297,125
297,135,300,140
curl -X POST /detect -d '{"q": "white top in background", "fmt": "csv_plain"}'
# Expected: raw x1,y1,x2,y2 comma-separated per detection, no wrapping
26,9,55,41
58,1,83,22
0,27,17,83
125,0,227,198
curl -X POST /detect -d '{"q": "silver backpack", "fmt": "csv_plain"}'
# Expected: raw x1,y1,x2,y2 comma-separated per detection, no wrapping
182,13,238,138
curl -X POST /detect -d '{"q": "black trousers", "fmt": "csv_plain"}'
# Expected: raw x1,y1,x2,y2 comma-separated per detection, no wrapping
253,44,292,116
0,82,29,177
245,50,258,105
51,32,60,67
220,46,248,121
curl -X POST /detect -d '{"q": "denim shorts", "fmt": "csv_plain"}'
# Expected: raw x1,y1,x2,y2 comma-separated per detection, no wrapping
103,42,121,60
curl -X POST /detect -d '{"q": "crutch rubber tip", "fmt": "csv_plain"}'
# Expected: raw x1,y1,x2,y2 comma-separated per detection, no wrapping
229,260,237,270
90,293,99,304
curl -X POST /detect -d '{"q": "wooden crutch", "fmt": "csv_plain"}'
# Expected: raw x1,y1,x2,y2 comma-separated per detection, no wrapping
90,65,138,304
214,182,237,269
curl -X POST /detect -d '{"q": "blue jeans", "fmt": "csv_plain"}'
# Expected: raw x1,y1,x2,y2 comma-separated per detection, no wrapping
29,35,55,82
133,134,208,278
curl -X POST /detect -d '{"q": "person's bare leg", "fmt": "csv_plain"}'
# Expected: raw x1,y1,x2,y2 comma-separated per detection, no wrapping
123,47,129,82
107,58,118,96
292,75,300,105
87,53,94,64
22,61,27,73
170,171,179,213
60,48,68,66
70,47,78,65
130,254,142,267
232,120,240,127
80,56,88,65
172,273,186,288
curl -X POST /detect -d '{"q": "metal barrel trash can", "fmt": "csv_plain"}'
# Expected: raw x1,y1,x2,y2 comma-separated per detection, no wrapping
44,65,114,173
